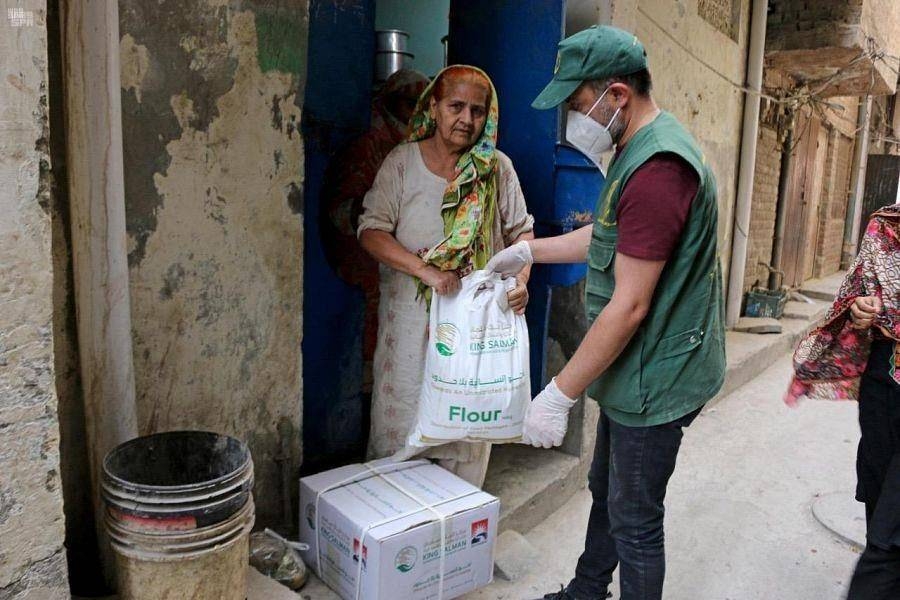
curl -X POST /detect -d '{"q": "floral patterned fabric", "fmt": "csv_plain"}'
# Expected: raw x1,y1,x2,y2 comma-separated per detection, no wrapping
406,65,500,301
786,205,900,405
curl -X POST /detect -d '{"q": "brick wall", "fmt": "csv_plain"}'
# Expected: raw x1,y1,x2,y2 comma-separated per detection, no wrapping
767,0,863,51
766,0,900,96
744,125,783,292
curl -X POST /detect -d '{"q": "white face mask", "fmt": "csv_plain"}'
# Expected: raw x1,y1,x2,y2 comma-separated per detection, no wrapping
565,88,620,171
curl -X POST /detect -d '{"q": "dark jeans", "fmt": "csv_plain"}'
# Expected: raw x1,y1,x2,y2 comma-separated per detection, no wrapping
847,544,900,599
847,340,900,599
565,407,701,600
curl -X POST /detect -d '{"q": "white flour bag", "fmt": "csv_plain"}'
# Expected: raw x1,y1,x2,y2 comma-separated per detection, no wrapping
408,270,530,447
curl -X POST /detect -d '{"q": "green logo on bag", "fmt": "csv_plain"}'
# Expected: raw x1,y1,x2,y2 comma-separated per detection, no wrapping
435,323,460,357
395,546,418,572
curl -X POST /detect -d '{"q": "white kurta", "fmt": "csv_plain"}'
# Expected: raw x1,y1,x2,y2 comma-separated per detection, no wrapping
358,142,534,486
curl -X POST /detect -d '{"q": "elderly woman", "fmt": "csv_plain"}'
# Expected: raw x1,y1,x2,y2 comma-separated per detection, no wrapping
787,204,900,598
358,65,534,486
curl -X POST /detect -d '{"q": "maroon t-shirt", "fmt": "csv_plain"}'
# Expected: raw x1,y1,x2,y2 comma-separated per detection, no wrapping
614,152,699,261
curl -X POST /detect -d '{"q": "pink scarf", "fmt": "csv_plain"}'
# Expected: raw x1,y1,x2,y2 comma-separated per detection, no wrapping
786,205,900,405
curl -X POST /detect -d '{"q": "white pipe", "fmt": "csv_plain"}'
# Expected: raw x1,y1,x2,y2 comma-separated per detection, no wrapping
841,95,873,267
725,0,769,327
62,0,138,584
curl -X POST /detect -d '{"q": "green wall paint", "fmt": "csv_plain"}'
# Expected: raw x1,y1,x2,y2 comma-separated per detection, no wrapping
375,0,449,78
255,11,308,76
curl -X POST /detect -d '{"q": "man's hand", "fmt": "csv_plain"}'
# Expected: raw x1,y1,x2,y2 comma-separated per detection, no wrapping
850,295,882,329
521,378,577,448
486,241,533,277
507,274,529,315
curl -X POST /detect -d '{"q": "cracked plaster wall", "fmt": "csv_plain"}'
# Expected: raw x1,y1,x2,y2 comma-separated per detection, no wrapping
0,1,69,597
118,0,308,526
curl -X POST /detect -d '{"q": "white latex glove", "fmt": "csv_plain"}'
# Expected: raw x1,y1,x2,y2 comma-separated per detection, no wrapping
486,241,533,277
521,378,577,448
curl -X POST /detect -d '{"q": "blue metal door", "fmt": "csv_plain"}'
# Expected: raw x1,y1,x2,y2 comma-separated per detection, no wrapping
302,0,376,474
448,0,604,391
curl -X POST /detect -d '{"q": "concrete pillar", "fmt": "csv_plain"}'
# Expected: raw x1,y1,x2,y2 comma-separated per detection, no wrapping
0,2,69,596
60,0,138,582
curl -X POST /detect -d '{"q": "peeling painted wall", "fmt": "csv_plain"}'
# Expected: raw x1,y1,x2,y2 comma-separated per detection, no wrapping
608,0,751,285
118,0,308,527
0,1,69,597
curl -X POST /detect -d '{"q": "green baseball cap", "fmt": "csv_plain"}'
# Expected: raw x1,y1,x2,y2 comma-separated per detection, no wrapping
532,25,648,110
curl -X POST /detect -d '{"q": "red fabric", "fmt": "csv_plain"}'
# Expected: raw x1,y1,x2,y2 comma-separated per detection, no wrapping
786,205,900,405
615,153,699,261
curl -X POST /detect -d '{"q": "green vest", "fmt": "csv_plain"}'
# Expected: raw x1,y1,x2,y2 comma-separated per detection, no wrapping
585,111,726,426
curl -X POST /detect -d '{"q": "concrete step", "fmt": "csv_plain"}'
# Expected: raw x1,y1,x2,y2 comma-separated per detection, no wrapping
295,572,340,600
493,530,540,581
248,567,308,599
733,316,783,334
782,300,828,321
79,567,331,600
482,445,581,535
800,271,846,302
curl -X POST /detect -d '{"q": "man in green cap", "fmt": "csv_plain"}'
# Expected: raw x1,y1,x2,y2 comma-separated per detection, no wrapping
486,25,725,600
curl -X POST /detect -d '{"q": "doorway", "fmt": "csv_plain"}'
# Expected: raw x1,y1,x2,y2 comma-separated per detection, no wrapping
301,0,597,473
301,0,455,474
781,113,824,288
858,154,900,248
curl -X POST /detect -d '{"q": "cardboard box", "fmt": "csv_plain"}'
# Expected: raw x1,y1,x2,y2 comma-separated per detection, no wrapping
298,460,499,600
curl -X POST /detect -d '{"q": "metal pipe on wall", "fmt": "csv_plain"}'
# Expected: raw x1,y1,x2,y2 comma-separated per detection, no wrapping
61,0,138,584
841,95,873,268
768,117,795,290
725,0,769,327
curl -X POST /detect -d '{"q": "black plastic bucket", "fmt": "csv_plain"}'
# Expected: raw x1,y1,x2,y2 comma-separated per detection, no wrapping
102,431,253,531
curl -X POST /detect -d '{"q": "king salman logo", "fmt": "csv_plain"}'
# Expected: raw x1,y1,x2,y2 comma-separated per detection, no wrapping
435,323,460,357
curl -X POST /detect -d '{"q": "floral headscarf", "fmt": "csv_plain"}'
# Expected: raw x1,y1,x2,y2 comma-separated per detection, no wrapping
406,65,500,301
786,205,900,405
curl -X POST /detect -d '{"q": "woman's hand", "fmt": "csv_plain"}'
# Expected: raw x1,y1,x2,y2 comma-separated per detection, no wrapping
850,296,882,329
508,273,529,315
419,265,460,296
